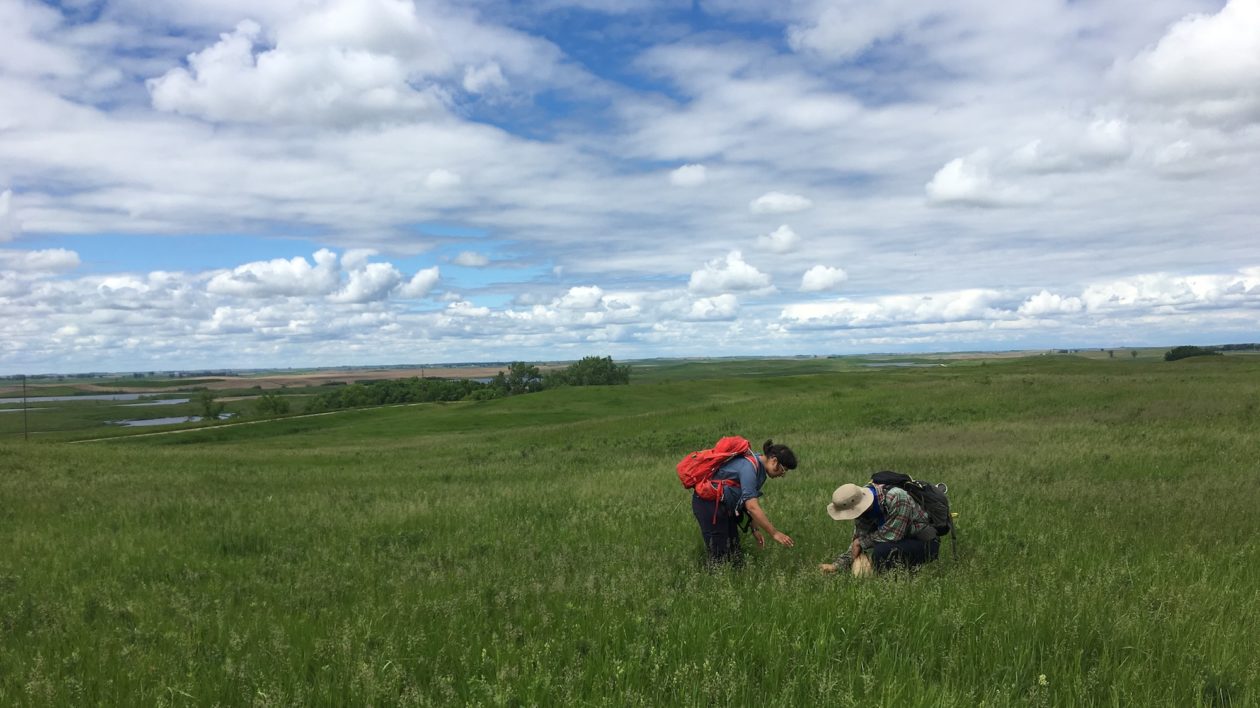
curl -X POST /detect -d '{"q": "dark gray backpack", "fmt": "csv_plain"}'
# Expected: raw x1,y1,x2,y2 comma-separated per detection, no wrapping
870,470,958,556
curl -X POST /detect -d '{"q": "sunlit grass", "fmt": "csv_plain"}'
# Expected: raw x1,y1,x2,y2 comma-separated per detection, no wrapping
2,356,1258,705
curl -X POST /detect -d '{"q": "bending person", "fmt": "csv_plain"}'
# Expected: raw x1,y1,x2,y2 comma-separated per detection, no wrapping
820,482,939,574
692,439,798,566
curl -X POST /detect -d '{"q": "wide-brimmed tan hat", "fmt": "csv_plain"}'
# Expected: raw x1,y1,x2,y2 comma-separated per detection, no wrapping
827,483,873,521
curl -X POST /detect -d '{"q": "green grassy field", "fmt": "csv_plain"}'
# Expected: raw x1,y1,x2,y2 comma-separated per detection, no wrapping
0,397,256,440
2,356,1258,705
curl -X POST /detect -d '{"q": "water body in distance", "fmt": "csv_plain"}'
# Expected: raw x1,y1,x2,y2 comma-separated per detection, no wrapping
112,413,236,427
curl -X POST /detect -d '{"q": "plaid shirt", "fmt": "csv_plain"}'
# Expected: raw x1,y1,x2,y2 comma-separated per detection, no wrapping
852,486,929,552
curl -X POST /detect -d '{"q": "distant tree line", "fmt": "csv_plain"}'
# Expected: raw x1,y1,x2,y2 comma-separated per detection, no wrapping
254,392,291,416
1164,346,1223,362
304,377,489,412
1162,343,1260,361
303,356,630,413
544,355,631,386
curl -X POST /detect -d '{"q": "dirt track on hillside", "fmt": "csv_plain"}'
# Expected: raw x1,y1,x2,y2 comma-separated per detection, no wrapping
68,402,429,443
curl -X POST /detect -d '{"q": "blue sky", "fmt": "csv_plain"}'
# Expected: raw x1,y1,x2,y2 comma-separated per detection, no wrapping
1,0,1258,374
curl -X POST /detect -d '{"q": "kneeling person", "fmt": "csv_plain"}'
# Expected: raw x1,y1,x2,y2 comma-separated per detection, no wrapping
820,482,938,574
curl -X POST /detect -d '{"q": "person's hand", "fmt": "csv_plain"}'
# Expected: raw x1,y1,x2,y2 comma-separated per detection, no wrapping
773,531,794,548
849,539,862,557
753,529,766,547
819,563,838,574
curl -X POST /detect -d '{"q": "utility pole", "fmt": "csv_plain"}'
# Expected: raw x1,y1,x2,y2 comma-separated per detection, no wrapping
22,374,29,442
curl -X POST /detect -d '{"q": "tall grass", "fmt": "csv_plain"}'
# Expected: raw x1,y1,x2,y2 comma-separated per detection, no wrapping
1,356,1258,705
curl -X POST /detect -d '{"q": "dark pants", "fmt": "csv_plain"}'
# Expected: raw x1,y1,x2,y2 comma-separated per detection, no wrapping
869,537,940,572
692,494,742,565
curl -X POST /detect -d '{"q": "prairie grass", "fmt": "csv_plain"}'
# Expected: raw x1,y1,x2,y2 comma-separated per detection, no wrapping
1,356,1258,705
0,399,255,439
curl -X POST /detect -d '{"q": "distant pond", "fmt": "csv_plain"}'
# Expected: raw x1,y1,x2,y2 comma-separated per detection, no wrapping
111,413,235,428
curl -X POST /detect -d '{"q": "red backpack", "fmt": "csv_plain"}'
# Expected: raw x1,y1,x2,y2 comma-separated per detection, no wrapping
676,436,758,502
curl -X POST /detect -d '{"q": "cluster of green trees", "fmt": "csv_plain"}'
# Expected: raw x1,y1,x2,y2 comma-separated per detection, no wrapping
253,393,291,416
544,355,631,386
304,377,489,413
1162,343,1256,361
300,356,630,414
196,390,225,419
1164,345,1222,362
484,356,631,396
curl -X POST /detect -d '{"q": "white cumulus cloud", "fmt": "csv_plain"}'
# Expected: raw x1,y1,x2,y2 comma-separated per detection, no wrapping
340,248,377,271
557,285,604,310
1083,119,1133,161
445,299,491,317
143,0,564,129
0,248,80,273
779,267,1260,335
787,3,919,61
926,155,1031,207
0,1,80,78
329,262,402,303
0,190,17,241
207,248,341,297
1018,290,1084,316
782,289,1008,328
426,169,462,188
800,265,848,292
1124,0,1260,126
750,191,813,214
688,250,772,294
1080,271,1260,312
147,8,445,126
397,266,440,298
453,251,489,267
463,62,507,94
669,164,707,187
1011,119,1133,174
757,225,800,254
684,293,739,321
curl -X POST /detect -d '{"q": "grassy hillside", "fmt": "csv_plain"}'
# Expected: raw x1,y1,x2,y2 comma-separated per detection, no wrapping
2,356,1258,705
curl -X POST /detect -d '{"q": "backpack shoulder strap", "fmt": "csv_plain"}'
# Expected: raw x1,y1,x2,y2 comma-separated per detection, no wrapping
866,484,885,528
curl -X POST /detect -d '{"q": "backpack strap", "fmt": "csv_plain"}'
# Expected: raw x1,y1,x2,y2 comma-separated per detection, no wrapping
721,453,761,529
866,484,885,528
709,478,739,524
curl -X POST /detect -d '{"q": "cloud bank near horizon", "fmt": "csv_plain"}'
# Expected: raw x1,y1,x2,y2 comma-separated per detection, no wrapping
4,245,1256,372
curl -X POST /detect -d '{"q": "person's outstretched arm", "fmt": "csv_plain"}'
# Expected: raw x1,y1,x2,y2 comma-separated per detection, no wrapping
743,498,794,547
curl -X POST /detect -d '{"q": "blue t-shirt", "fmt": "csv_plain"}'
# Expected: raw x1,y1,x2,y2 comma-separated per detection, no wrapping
709,453,766,512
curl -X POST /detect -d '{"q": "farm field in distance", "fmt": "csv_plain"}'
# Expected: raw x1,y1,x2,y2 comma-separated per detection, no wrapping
2,354,1258,705
0,364,517,398
0,349,1191,440
0,364,542,440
